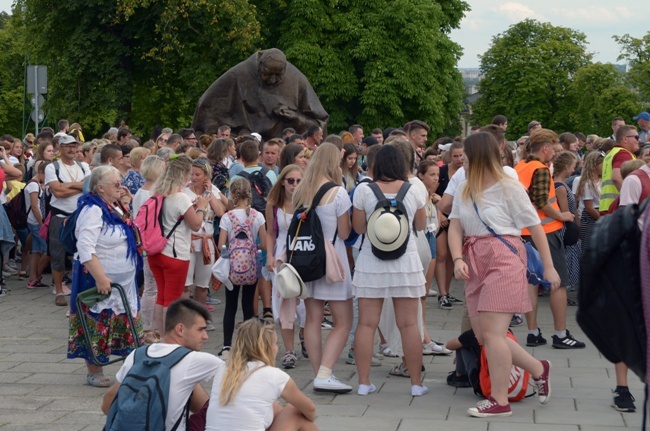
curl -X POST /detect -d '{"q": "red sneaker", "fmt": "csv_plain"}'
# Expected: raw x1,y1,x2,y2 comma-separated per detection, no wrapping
468,397,512,418
535,359,552,404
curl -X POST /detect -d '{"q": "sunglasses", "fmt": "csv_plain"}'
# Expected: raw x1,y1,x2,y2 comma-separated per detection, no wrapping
157,137,168,143
285,178,301,185
626,135,640,140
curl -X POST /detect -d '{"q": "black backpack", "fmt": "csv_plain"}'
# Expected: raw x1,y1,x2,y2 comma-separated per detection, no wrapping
6,180,37,230
239,168,273,214
286,182,338,283
365,182,411,260
577,199,647,382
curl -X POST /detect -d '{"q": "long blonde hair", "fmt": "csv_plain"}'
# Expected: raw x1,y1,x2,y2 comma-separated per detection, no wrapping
576,151,604,201
462,132,511,203
229,177,252,214
293,142,342,210
153,155,192,196
219,319,276,406
267,164,302,208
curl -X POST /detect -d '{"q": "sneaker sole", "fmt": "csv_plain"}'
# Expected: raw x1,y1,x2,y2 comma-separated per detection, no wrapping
314,386,352,394
526,341,547,347
612,404,635,412
552,343,585,349
468,409,512,418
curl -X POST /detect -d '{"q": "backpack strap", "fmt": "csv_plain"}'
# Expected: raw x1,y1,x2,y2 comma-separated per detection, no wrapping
54,160,62,182
310,182,338,210
394,182,411,204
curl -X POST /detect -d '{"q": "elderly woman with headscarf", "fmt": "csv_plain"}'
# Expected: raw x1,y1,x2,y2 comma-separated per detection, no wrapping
67,165,143,388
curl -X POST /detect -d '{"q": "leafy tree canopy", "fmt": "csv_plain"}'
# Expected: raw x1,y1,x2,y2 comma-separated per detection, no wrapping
615,32,650,106
567,63,642,137
472,19,592,139
2,0,469,139
277,0,469,136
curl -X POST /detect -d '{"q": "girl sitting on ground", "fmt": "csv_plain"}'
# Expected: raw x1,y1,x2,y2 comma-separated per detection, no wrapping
205,319,318,431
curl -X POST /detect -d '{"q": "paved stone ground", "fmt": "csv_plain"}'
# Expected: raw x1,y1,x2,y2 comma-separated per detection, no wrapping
0,273,645,430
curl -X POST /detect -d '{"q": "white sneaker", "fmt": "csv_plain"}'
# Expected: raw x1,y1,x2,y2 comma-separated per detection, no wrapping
423,341,452,356
313,375,352,394
206,322,216,331
218,347,231,360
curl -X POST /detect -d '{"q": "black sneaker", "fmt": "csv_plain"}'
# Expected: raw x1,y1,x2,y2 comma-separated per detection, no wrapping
446,371,472,388
612,386,636,412
552,330,586,349
438,295,452,310
526,329,547,347
447,293,464,304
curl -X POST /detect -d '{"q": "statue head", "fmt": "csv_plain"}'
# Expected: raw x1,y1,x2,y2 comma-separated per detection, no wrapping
258,48,287,86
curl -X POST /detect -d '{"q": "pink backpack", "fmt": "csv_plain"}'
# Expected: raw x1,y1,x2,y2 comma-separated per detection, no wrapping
227,210,258,286
135,194,183,256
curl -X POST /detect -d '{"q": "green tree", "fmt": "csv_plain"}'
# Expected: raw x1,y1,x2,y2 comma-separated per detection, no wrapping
277,0,469,136
0,10,27,137
566,63,642,136
473,19,592,138
614,32,650,106
20,0,260,137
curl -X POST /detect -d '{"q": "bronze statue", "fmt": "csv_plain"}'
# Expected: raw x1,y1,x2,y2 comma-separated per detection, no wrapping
192,48,329,141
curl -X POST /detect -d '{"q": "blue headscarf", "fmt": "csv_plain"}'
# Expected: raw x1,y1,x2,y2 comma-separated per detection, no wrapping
76,193,142,269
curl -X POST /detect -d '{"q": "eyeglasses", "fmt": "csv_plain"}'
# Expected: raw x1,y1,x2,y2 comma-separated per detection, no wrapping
285,178,301,185
626,135,640,140
187,136,197,141
104,182,121,188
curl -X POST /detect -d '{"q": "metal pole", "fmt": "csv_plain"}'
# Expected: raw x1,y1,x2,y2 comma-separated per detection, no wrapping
34,65,39,135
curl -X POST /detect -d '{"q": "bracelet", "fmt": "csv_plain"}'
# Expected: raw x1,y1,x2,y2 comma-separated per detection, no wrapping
453,257,464,263
196,209,206,214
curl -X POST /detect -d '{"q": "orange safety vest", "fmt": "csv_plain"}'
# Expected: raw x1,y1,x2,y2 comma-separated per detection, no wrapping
515,160,564,235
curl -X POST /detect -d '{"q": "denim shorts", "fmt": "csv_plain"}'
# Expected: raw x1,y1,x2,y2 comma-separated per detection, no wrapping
28,223,47,253
425,232,437,260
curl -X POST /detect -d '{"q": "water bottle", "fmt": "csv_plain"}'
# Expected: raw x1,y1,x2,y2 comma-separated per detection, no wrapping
221,244,229,259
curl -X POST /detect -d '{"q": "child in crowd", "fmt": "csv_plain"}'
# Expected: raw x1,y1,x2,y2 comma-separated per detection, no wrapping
205,318,318,431
266,164,307,368
574,151,604,254
217,178,266,360
25,161,50,288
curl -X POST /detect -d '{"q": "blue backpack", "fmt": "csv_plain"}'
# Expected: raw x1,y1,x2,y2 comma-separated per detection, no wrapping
60,207,82,255
104,345,192,431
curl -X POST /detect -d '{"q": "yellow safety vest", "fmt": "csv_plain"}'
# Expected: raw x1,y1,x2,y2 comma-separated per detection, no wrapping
600,146,635,213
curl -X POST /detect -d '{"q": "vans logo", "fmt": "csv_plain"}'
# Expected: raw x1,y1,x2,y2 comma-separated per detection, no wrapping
289,235,315,252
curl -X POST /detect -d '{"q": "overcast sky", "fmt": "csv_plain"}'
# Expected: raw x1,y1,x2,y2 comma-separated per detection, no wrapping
451,0,647,68
1,0,646,68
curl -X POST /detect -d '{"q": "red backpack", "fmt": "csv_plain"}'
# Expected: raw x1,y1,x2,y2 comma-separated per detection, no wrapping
478,331,531,402
135,195,183,256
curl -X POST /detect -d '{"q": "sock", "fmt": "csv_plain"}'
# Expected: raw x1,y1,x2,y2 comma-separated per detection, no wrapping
528,328,540,336
615,386,629,392
554,330,567,338
263,307,272,315
316,365,332,380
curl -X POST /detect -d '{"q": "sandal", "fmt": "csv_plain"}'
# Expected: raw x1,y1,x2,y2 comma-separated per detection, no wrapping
389,363,410,378
87,372,111,388
54,294,67,307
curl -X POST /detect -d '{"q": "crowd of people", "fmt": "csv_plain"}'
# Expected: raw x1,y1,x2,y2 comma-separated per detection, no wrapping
0,111,648,427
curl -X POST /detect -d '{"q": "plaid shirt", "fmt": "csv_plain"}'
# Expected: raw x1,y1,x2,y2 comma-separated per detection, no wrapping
525,155,551,210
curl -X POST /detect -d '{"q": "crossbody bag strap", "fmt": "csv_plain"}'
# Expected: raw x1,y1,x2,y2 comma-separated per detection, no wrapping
472,201,519,255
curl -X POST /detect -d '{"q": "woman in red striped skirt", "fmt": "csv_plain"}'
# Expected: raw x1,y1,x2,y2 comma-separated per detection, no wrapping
448,132,561,418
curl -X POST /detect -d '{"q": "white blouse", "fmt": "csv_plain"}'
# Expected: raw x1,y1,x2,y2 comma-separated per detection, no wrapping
74,204,138,315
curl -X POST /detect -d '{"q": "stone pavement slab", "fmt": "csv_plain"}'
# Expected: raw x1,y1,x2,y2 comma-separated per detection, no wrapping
0,275,646,430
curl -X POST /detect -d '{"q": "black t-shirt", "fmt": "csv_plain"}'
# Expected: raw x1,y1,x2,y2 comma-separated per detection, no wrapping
436,164,451,196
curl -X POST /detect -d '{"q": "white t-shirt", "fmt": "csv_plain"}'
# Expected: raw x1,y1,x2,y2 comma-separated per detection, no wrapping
132,188,152,219
445,166,518,197
449,179,540,237
44,160,90,215
183,185,222,243
620,165,650,206
116,344,222,431
162,192,194,260
205,361,290,431
573,176,601,213
24,181,42,225
219,208,266,241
